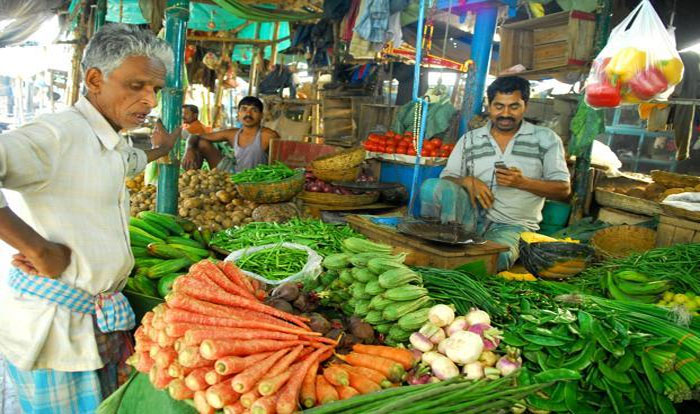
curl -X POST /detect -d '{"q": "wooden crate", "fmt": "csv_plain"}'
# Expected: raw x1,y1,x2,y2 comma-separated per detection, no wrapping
357,104,399,142
656,214,700,247
595,188,662,216
322,96,381,147
499,10,596,78
345,215,508,274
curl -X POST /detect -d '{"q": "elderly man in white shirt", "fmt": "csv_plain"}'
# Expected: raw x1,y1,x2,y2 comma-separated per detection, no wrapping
0,24,180,412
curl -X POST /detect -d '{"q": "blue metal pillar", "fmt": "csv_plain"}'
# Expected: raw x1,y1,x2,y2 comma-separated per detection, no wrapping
156,0,190,215
459,5,498,135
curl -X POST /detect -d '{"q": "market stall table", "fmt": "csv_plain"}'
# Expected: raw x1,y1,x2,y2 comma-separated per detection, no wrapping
344,215,509,274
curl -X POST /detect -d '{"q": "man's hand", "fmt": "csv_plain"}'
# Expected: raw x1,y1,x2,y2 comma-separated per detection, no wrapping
12,241,71,278
151,120,181,151
496,167,526,188
462,176,494,209
182,148,203,170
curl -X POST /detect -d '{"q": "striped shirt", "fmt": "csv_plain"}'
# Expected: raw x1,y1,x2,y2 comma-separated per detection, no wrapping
440,121,570,230
0,96,147,371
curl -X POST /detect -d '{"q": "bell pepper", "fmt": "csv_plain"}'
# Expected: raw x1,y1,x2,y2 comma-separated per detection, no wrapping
657,57,683,85
585,79,621,108
605,47,647,83
628,67,668,101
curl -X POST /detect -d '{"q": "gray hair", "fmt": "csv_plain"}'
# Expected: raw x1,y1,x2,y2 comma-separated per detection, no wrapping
81,23,174,78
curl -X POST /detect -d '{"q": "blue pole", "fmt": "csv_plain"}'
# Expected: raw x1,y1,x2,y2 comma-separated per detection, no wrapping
411,0,427,101
459,5,498,135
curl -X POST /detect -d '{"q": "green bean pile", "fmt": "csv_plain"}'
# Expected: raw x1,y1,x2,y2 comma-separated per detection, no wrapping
230,162,297,183
236,246,309,280
210,218,361,256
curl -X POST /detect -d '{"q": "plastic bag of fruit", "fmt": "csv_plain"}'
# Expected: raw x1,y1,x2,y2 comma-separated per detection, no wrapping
584,0,683,108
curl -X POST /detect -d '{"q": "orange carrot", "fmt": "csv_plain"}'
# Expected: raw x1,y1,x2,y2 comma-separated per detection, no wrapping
323,366,349,387
135,325,148,342
231,348,289,393
154,347,178,368
249,276,261,293
185,328,298,346
174,338,185,353
205,370,232,386
129,351,155,373
219,261,256,294
224,401,247,414
178,346,212,368
346,369,381,394
147,324,160,342
149,345,162,361
258,370,292,396
164,308,318,337
172,277,310,328
168,361,194,379
165,322,201,337
151,313,166,331
343,365,391,388
352,344,415,370
206,381,241,409
300,359,319,408
276,347,330,414
134,338,156,354
251,395,277,414
200,339,305,360
185,367,211,392
168,378,195,400
149,365,172,390
157,330,177,348
142,311,155,326
301,335,338,345
337,352,405,382
315,375,339,404
240,389,261,408
193,260,257,300
166,292,296,329
194,390,215,414
336,385,359,400
265,345,304,378
215,352,274,375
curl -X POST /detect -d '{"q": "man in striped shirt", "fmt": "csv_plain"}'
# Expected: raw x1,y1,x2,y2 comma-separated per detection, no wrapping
420,76,571,270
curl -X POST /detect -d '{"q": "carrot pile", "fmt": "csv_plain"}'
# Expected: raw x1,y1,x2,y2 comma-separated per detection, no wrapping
128,260,335,414
128,260,418,413
301,344,417,409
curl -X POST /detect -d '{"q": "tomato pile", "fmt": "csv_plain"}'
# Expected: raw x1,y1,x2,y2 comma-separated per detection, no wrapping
362,131,455,158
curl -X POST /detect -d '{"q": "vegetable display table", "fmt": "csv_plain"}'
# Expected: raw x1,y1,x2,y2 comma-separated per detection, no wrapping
345,215,508,274
98,372,195,414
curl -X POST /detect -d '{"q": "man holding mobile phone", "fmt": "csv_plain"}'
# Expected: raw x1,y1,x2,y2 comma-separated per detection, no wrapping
420,76,571,270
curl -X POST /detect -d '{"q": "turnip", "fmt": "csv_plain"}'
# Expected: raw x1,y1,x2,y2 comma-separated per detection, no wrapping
479,350,499,367
444,331,484,365
496,347,522,376
467,324,502,350
437,338,451,355
429,328,446,344
409,332,434,352
465,308,490,327
421,351,443,365
428,304,455,327
429,354,460,380
446,316,469,336
463,362,484,380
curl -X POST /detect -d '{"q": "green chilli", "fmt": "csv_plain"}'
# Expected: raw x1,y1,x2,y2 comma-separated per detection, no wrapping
598,361,632,385
562,343,596,371
520,333,567,347
533,368,582,383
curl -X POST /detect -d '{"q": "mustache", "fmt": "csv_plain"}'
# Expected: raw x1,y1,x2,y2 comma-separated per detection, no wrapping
497,117,515,122
243,116,253,120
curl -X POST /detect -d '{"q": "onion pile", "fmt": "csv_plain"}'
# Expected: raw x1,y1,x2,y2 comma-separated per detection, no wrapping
303,171,374,195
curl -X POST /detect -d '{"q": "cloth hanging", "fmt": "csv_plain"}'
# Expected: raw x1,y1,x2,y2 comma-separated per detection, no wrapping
353,0,391,43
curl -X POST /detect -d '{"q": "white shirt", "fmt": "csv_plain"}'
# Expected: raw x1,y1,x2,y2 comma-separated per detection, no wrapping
0,96,147,371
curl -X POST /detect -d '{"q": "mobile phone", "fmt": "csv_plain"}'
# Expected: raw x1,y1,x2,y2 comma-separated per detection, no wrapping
494,161,508,170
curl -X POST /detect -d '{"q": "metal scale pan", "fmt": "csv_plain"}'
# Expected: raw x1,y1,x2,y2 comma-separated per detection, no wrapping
397,219,486,245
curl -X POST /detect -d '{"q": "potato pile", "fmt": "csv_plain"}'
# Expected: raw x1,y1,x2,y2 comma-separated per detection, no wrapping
614,182,700,202
128,169,255,232
125,172,146,193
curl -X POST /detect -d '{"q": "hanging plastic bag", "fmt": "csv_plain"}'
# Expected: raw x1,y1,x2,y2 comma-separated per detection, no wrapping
224,243,323,285
584,0,684,108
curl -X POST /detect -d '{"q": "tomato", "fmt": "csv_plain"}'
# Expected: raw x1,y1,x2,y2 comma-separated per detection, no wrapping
386,145,397,154
407,148,417,156
386,131,395,138
428,150,438,157
395,146,407,154
420,148,430,157
367,133,383,143
439,150,451,158
404,131,413,138
429,138,443,148
422,142,435,151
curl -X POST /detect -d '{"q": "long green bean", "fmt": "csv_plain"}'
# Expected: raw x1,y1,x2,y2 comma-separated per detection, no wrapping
210,218,361,256
236,246,308,280
230,161,297,183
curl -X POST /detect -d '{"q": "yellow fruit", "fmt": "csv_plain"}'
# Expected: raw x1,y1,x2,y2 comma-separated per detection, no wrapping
663,291,674,302
658,58,683,85
674,293,688,304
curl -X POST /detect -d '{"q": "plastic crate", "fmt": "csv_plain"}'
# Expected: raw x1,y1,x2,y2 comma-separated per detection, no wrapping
379,161,445,216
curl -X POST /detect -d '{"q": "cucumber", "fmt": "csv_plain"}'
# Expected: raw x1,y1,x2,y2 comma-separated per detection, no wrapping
147,257,192,279
129,217,169,240
157,273,183,298
138,211,185,236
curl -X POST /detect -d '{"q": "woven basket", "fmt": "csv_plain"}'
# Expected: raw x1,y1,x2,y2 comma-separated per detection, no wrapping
590,225,656,260
311,147,365,170
235,171,304,204
312,166,361,182
298,191,379,207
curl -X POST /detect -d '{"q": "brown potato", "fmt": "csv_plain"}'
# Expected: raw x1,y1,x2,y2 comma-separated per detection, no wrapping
221,219,233,229
241,207,252,216
216,190,232,204
243,217,253,224
232,199,244,207
178,207,189,217
204,210,217,220
183,198,203,209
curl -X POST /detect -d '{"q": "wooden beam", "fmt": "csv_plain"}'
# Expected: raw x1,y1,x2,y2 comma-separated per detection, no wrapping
231,21,253,35
187,35,271,45
270,22,281,66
